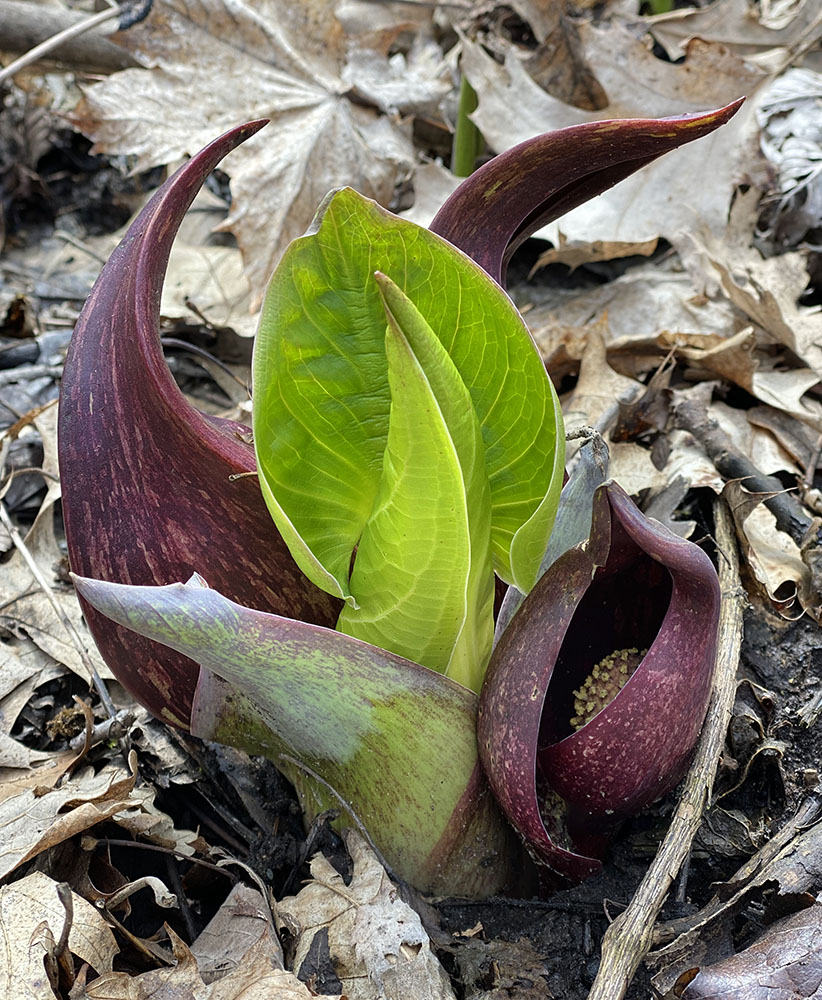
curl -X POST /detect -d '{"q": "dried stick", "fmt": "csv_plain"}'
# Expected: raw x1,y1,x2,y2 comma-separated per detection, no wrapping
673,394,820,548
586,498,745,1000
0,0,139,76
0,5,129,85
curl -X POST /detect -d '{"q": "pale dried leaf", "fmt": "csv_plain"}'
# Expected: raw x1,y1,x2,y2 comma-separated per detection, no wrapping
162,244,256,339
0,871,117,999
0,729,55,769
561,318,643,435
664,327,822,428
342,38,450,117
528,263,739,378
532,235,658,274
111,781,201,856
0,751,77,805
0,756,137,880
0,639,63,734
191,884,282,984
0,482,111,684
757,67,822,243
278,830,456,1000
684,230,822,399
459,25,763,248
711,401,801,478
401,160,459,229
723,481,810,616
85,925,333,999
649,0,822,61
71,0,417,307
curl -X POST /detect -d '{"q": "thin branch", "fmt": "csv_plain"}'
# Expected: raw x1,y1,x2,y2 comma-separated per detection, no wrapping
0,0,139,75
586,498,744,1000
0,5,124,85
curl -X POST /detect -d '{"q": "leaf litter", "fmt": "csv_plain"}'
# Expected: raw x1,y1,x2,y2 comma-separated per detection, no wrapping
2,0,822,997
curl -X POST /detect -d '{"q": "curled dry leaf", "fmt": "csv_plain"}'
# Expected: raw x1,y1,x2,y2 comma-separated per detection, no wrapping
680,899,822,1000
84,924,328,1000
723,479,812,619
649,0,822,62
0,756,138,881
0,752,198,880
191,884,282,985
0,407,111,685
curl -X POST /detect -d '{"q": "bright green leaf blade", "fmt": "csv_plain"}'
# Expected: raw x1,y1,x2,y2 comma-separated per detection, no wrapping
336,274,494,693
252,187,564,597
71,573,524,897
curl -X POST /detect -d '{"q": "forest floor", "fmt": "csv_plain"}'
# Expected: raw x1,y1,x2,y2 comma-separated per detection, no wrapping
1,1,822,998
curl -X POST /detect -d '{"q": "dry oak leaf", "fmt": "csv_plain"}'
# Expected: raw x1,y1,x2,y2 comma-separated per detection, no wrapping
70,0,419,307
278,830,456,1000
0,871,117,1000
0,754,139,880
649,0,822,63
190,884,283,985
685,230,822,394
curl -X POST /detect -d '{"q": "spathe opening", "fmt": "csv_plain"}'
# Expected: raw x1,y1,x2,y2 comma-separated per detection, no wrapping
540,515,673,747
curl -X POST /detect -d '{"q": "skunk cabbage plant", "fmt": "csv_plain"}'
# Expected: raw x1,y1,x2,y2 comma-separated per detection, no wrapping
60,104,737,895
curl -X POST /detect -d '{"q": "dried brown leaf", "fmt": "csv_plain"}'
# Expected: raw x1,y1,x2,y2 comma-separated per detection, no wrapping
650,0,822,62
278,830,456,1000
681,900,822,999
191,884,282,985
459,24,763,248
71,0,422,306
683,225,822,408
0,756,139,880
0,750,77,805
532,234,657,274
722,479,810,617
85,924,333,999
0,871,117,998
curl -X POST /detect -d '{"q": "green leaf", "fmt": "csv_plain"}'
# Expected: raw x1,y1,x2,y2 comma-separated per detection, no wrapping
336,274,494,693
71,573,525,897
252,187,564,599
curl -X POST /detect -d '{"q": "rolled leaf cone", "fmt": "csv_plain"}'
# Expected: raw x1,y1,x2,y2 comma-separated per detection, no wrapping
477,482,721,882
71,573,530,897
58,121,341,727
430,101,744,285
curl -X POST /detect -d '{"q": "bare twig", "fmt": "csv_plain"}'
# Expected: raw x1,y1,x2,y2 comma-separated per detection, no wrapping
0,0,140,76
69,708,135,751
0,5,125,85
673,393,819,548
586,498,744,1000
0,364,63,386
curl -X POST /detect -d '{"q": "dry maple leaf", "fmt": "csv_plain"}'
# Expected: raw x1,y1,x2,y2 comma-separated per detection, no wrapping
70,0,441,306
445,23,765,249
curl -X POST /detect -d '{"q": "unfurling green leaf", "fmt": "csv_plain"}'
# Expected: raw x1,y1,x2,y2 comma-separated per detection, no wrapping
252,187,564,600
336,274,494,693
